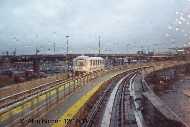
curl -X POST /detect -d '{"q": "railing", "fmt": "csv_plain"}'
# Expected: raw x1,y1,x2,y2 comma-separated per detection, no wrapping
0,64,130,126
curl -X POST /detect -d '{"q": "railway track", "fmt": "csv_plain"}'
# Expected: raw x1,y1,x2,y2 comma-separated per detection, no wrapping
1,65,137,127
81,71,139,127
82,63,188,127
81,74,120,127
0,80,61,109
0,64,151,110
0,61,183,110
0,73,93,109
109,73,137,127
0,65,126,109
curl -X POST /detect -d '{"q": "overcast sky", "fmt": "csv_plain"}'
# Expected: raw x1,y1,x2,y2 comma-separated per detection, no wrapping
0,0,190,54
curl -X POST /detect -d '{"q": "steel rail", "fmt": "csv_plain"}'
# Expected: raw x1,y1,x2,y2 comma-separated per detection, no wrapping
0,64,130,110
0,66,128,118
109,72,137,127
100,71,137,127
0,69,103,109
0,65,150,127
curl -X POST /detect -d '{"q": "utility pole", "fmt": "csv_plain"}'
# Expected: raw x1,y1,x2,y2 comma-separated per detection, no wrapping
34,48,40,73
126,44,130,54
66,35,70,55
53,42,56,54
13,48,16,56
98,35,101,55
65,35,70,77
35,48,40,55
53,32,56,54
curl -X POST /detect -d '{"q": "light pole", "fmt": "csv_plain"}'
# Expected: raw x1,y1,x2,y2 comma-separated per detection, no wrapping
13,48,16,56
65,35,70,77
98,36,101,55
53,42,56,54
12,37,18,56
35,47,40,56
53,32,56,54
66,35,70,55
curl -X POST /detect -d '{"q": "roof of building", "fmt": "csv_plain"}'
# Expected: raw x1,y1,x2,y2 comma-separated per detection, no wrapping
73,55,104,61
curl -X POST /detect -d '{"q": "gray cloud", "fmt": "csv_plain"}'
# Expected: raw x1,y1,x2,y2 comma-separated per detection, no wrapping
0,0,189,54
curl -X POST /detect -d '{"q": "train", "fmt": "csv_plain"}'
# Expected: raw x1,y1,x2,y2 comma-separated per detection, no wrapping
73,55,105,74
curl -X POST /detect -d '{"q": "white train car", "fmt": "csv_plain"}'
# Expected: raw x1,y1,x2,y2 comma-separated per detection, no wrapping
73,55,105,73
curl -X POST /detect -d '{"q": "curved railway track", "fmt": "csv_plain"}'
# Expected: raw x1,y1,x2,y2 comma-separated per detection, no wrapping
81,74,123,127
0,73,94,109
109,73,137,127
0,61,183,110
0,80,61,109
82,78,115,127
0,65,129,109
81,70,139,127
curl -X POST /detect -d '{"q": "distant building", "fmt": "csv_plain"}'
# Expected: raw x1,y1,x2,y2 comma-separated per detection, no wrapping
177,47,190,55
137,50,144,55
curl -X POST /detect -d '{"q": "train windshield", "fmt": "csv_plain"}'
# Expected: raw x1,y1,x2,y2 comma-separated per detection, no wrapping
76,60,85,66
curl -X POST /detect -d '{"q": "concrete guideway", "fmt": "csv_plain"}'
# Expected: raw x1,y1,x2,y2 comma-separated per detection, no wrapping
50,68,141,127
142,80,189,127
130,67,190,127
130,74,147,127
0,60,190,127
0,65,139,127
100,61,190,127
101,73,133,127
92,70,145,127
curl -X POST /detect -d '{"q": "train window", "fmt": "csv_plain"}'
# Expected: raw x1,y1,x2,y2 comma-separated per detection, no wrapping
77,60,85,66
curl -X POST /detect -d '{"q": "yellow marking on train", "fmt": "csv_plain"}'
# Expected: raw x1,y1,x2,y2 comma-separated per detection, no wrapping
52,81,104,127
